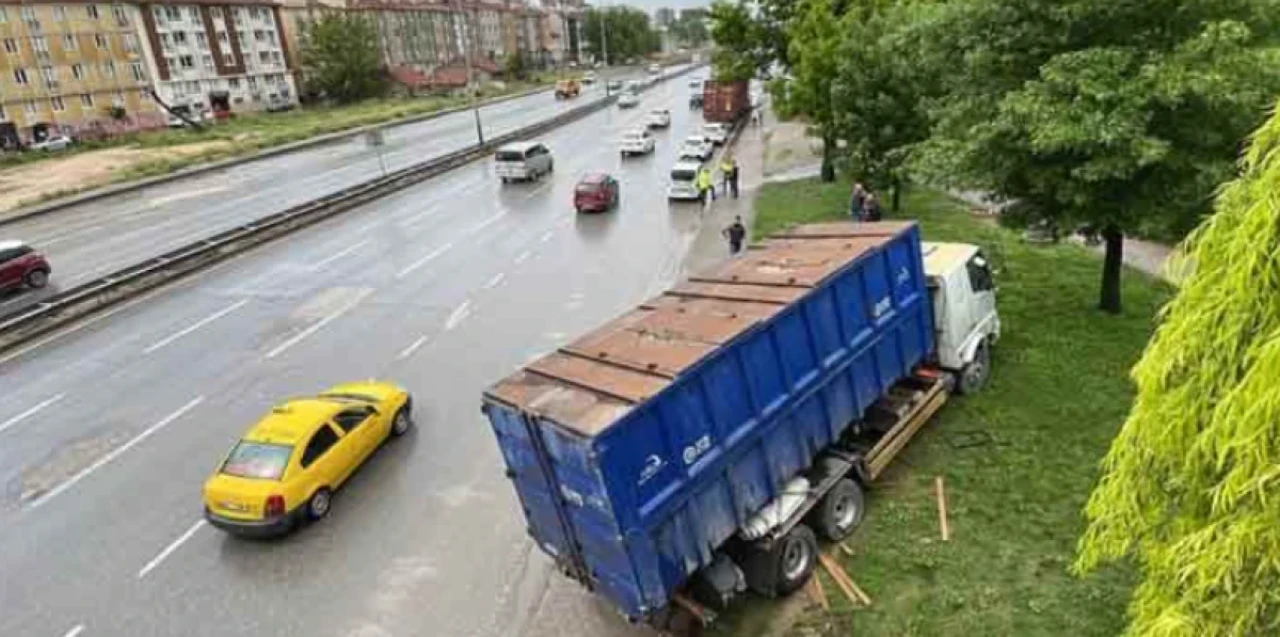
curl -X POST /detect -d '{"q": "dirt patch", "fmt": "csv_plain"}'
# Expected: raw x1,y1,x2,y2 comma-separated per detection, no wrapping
0,140,231,214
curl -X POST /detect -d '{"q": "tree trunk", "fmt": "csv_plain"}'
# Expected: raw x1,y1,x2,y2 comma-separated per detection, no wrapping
820,134,835,182
891,177,901,212
1099,224,1124,314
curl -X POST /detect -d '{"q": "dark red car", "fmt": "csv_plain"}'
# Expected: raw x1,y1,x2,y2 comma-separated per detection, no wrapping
574,173,620,213
0,240,51,291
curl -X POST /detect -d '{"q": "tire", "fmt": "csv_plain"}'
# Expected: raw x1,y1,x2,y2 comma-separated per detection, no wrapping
811,479,865,542
390,406,413,437
957,341,991,395
306,487,332,521
742,524,819,598
24,269,48,289
547,160,554,174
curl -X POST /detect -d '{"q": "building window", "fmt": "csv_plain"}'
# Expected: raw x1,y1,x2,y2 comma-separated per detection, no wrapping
13,68,27,85
112,4,128,26
41,66,56,86
159,33,171,49
228,77,240,89
72,63,84,79
95,34,108,49
188,7,199,21
202,54,213,69
247,76,257,90
210,7,222,19
129,62,145,81
122,33,137,52
53,6,67,21
0,8,7,23
222,52,235,66
86,5,100,20
258,51,269,65
218,31,228,44
20,6,35,21
113,91,124,106
63,34,77,51
163,6,181,21
51,96,65,112
2,39,15,54
101,61,115,77
24,101,37,116
173,31,187,45
80,93,94,107
153,6,163,21
33,36,48,54
195,32,206,47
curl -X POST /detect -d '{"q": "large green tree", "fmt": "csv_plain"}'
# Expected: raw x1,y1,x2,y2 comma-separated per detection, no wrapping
300,13,385,103
1075,100,1280,636
914,0,1280,313
582,7,660,65
770,0,844,181
708,0,798,81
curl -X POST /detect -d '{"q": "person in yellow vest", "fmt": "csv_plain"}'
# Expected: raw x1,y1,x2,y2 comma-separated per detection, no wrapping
720,156,735,197
697,166,716,207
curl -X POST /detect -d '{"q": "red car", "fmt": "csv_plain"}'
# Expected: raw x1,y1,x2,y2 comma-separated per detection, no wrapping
0,240,51,291
574,173,620,213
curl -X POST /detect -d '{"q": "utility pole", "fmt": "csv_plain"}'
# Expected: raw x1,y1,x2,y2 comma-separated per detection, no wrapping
455,0,484,145
599,3,609,95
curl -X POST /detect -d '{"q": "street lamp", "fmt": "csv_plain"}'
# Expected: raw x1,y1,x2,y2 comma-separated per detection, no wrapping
454,0,484,145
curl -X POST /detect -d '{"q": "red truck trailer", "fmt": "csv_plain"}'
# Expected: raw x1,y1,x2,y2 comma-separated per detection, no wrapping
702,80,749,123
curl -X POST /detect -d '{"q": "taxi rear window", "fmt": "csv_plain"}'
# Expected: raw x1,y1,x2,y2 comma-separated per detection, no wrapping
221,442,293,480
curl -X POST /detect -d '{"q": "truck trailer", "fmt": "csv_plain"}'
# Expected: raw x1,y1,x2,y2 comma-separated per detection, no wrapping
701,80,750,124
482,221,1000,629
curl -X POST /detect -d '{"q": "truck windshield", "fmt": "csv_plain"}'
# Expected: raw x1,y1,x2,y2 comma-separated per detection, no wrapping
671,169,696,181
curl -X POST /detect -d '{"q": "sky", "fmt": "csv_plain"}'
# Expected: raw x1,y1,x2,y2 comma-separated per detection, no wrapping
589,0,709,14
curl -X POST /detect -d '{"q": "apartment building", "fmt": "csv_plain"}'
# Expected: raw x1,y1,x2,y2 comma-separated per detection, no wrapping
137,1,297,113
0,2,162,142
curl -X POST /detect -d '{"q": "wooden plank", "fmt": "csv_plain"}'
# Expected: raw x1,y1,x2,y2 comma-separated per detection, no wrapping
807,573,830,610
935,475,951,541
866,380,948,479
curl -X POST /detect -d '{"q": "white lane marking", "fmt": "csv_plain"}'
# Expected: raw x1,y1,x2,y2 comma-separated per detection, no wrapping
63,624,84,637
397,335,430,360
308,240,369,271
356,220,383,234
264,289,374,359
467,212,505,236
513,250,532,265
539,231,554,243
143,300,249,354
395,242,454,279
29,397,205,509
444,299,472,331
483,272,506,290
0,394,66,436
138,520,207,579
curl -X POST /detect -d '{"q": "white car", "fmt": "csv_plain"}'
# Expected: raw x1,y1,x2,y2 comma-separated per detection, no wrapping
620,129,656,157
667,161,704,201
582,71,598,84
617,93,640,108
495,141,554,182
702,123,731,145
29,135,73,152
648,63,661,75
646,109,671,129
678,135,714,162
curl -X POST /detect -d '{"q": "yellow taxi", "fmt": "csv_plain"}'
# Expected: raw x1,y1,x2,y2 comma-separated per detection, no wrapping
203,381,413,537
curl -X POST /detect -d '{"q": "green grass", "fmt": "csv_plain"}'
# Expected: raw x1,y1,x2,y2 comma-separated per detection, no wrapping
715,179,1172,636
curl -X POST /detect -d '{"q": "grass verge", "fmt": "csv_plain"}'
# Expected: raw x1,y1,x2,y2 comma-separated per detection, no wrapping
714,180,1170,636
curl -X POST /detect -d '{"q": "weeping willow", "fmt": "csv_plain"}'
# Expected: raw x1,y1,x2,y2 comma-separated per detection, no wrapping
1074,105,1280,635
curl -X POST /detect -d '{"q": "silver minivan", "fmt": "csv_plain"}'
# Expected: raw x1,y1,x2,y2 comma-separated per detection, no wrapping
495,142,554,183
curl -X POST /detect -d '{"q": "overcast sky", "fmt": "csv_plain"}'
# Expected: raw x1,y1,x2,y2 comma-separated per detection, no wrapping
591,0,709,15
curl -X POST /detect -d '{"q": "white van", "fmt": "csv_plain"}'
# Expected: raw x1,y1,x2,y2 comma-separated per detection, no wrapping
495,142,554,183
667,161,703,201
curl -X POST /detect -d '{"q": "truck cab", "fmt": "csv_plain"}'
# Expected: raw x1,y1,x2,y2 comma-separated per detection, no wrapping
922,242,1001,393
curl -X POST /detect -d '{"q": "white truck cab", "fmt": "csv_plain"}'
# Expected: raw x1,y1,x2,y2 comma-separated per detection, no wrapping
922,242,1001,393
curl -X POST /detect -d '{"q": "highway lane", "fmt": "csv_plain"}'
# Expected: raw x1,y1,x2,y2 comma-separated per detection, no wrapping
0,65,695,315
0,72,735,637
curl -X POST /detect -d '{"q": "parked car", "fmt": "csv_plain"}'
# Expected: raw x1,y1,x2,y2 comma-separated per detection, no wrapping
582,71,598,84
677,135,714,162
29,135,72,152
574,173,620,213
606,80,623,92
0,240,51,291
495,142,554,182
702,122,731,145
203,382,413,538
617,93,640,108
648,63,661,75
619,129,656,157
666,161,703,201
646,109,671,129
555,79,581,99
264,96,296,112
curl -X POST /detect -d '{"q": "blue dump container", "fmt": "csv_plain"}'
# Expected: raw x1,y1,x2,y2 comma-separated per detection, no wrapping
482,221,934,620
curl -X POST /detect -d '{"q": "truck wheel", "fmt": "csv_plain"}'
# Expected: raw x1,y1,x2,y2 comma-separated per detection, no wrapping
958,342,991,395
811,479,864,542
742,524,818,598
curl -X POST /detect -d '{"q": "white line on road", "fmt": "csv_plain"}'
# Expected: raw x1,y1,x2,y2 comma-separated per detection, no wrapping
264,289,374,359
0,394,66,436
513,250,532,265
397,335,430,360
469,212,504,234
395,242,454,279
138,520,207,579
539,231,554,243
29,397,205,509
308,240,369,271
144,300,249,354
444,299,473,331
62,624,84,637
483,272,506,290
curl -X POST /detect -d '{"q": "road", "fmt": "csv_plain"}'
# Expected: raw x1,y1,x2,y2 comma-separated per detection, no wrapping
0,66,691,316
0,71,724,637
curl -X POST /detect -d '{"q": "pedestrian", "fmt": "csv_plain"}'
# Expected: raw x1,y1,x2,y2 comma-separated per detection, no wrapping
751,107,762,127
723,215,747,255
697,166,716,207
849,182,867,221
720,156,735,197
863,192,883,222
728,157,740,199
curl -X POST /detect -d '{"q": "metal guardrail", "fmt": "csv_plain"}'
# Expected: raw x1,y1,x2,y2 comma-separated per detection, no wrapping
0,65,703,354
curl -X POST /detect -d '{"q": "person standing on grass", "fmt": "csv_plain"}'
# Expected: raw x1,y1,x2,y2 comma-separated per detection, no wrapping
723,216,747,255
863,192,883,222
849,182,867,221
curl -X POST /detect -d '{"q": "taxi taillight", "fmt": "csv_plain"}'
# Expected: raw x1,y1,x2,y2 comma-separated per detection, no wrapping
264,495,286,518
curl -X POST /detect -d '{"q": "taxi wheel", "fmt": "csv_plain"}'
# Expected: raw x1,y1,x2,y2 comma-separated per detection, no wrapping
391,407,413,437
307,487,332,521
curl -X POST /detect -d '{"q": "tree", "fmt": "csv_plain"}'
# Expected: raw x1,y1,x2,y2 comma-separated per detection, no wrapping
300,13,385,103
770,0,843,181
914,0,1280,313
1075,100,1280,636
504,49,525,79
708,0,798,81
582,7,660,65
669,12,709,47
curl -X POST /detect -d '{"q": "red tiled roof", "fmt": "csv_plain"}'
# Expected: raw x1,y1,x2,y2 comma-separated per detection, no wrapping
428,66,470,88
389,65,429,87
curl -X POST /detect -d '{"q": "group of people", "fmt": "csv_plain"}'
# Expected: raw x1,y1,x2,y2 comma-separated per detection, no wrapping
696,156,741,207
848,182,884,222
